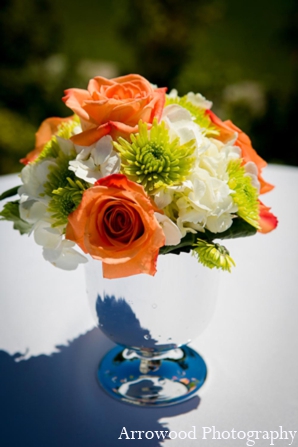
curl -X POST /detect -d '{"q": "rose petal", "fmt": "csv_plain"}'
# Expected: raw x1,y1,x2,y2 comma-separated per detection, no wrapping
63,88,91,122
258,201,278,234
70,122,111,146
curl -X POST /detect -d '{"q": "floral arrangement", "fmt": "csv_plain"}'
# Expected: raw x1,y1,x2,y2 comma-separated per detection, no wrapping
0,74,277,278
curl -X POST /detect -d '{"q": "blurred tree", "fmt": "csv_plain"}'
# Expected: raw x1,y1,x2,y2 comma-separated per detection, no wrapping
0,0,63,119
0,0,68,174
279,0,298,165
119,0,221,89
251,0,298,165
0,108,36,174
280,0,298,66
0,0,297,174
0,0,59,65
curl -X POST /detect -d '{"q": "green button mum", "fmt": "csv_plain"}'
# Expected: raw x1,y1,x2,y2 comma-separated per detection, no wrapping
193,238,236,272
227,159,260,229
114,119,196,194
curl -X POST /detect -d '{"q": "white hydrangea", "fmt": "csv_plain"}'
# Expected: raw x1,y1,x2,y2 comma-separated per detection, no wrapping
185,92,213,110
155,109,242,236
162,104,204,151
166,90,212,110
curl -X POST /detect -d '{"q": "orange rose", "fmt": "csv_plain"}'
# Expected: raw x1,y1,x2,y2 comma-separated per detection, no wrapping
65,174,165,278
63,74,167,146
20,116,73,165
206,110,274,195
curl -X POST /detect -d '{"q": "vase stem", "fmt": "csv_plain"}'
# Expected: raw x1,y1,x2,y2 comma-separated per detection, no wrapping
139,358,161,374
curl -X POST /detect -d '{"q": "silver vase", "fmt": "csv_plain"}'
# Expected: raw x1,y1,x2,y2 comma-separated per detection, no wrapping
85,252,219,406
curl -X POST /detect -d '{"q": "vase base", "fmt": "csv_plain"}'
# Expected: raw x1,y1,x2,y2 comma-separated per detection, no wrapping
97,345,207,406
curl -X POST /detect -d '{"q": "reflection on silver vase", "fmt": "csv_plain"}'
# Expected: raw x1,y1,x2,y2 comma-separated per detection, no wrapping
85,252,219,406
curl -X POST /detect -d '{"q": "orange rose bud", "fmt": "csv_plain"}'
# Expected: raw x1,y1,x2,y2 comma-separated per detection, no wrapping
20,116,74,165
65,174,165,278
206,110,274,195
63,74,167,146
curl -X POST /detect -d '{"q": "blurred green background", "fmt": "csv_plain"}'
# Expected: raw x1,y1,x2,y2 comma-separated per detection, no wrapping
0,0,297,175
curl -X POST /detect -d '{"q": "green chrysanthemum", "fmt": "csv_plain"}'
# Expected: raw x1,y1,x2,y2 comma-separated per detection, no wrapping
42,143,77,198
114,119,196,193
166,95,219,137
40,137,89,227
57,115,80,139
228,159,260,229
193,238,235,272
47,177,88,227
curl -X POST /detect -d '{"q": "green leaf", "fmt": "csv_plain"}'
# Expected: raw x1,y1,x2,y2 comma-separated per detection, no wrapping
0,201,32,234
0,185,21,201
159,232,197,255
202,217,257,240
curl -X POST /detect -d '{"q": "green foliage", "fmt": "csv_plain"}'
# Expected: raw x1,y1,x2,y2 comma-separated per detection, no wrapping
0,201,32,234
0,108,35,175
203,217,257,240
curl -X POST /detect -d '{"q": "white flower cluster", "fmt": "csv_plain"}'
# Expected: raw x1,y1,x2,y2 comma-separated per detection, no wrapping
18,137,87,269
154,101,244,238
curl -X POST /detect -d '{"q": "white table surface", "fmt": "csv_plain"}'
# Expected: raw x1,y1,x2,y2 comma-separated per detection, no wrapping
0,164,297,447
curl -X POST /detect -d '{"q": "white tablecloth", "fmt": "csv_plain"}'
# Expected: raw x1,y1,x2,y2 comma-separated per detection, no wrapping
0,164,297,447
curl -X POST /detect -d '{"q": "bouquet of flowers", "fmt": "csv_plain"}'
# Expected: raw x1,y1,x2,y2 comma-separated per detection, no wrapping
0,74,277,278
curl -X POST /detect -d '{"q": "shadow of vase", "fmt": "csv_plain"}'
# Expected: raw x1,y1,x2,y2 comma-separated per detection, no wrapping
0,328,200,447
